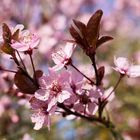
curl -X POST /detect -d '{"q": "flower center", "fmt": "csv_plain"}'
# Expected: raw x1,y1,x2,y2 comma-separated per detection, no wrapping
79,94,90,104
54,49,71,65
22,35,32,44
50,80,62,94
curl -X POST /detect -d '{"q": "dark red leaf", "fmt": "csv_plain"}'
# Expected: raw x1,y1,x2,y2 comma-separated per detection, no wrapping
73,19,87,38
1,42,14,55
2,23,12,43
14,70,38,94
86,10,103,47
69,25,82,42
96,36,113,48
63,39,76,44
1,23,15,55
97,66,105,84
12,29,20,41
34,70,43,80
69,25,89,51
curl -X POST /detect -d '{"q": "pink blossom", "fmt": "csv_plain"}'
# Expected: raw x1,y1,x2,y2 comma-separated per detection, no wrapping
52,42,76,71
70,87,103,115
11,24,24,34
35,69,72,111
69,69,83,92
22,133,33,140
11,29,40,52
30,97,56,130
114,57,140,77
73,89,101,115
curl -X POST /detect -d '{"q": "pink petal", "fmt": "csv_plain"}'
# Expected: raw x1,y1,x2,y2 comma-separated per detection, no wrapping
57,90,71,103
35,89,49,101
39,74,54,87
128,65,140,77
89,88,103,99
47,97,57,111
44,115,51,131
11,42,29,51
52,52,63,65
31,113,45,130
52,63,65,71
13,24,24,33
87,102,98,115
31,37,40,49
48,68,59,79
59,71,70,84
114,56,130,71
64,43,76,57
74,103,85,113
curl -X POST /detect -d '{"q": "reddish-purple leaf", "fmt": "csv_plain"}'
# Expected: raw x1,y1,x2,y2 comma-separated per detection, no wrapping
14,70,38,94
96,36,113,48
69,25,82,42
1,43,14,55
73,19,87,38
86,10,103,47
34,70,43,80
12,29,20,41
69,25,89,51
97,66,105,84
2,23,12,43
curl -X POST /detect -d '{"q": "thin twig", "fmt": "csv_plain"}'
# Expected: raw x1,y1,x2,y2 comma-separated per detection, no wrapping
104,74,124,101
70,63,95,85
91,56,100,86
16,51,27,70
29,54,38,86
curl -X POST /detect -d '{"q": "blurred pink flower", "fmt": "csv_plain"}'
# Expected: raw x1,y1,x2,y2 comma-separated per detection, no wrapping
35,69,72,111
114,57,140,77
0,96,11,117
22,133,33,140
11,29,40,52
52,42,76,71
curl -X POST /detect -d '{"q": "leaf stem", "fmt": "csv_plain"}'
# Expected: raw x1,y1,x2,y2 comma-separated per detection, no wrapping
91,55,100,86
104,74,124,101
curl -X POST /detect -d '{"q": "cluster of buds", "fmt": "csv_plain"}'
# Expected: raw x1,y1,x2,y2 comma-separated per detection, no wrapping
0,9,140,139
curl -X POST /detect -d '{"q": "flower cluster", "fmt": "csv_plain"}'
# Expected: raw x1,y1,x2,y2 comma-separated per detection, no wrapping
0,9,140,140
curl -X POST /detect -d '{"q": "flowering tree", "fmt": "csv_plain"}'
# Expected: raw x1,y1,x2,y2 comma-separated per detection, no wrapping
0,7,140,140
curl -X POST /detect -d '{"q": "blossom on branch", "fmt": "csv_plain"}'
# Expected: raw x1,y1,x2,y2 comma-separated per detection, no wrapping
30,97,56,130
113,57,140,77
11,28,40,53
52,42,76,71
35,69,72,111
73,89,101,115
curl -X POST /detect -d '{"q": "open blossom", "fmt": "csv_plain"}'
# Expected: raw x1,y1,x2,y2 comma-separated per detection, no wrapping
0,24,24,44
52,42,76,71
35,69,72,111
73,88,102,115
11,27,40,52
114,57,140,77
30,97,56,130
